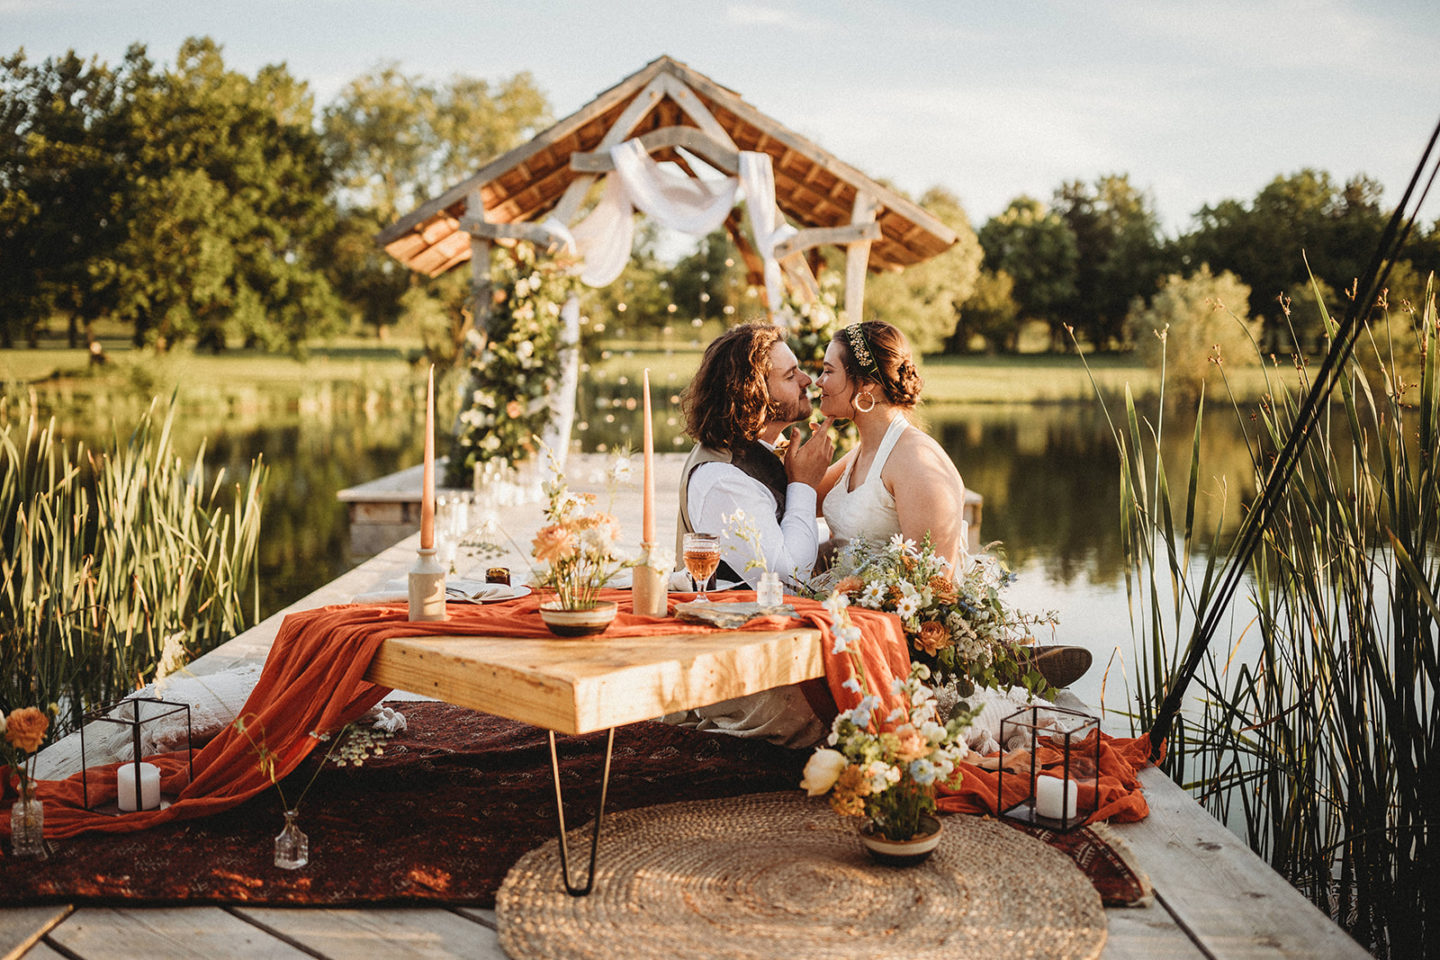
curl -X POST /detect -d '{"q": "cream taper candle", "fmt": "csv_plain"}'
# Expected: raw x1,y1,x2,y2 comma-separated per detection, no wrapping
642,367,654,545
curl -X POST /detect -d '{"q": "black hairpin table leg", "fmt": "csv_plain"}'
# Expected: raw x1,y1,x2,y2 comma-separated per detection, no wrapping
547,727,615,897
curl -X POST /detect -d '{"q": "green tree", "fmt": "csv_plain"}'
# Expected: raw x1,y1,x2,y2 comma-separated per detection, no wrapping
1126,264,1260,398
0,47,132,348
977,195,1077,346
864,186,983,353
1054,174,1166,350
955,268,1020,352
321,65,550,343
107,38,342,350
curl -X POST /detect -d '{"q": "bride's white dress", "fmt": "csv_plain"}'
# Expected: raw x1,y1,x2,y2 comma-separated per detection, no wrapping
823,415,909,544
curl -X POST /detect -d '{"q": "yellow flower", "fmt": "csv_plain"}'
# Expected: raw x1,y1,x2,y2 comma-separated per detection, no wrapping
532,524,575,564
4,707,49,753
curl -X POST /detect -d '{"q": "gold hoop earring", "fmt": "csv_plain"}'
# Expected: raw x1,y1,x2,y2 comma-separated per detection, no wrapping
853,392,876,414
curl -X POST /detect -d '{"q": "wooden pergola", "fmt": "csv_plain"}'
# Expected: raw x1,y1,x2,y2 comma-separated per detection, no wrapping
377,55,958,321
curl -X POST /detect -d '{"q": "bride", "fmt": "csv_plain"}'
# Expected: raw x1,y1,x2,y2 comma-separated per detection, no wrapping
815,321,969,572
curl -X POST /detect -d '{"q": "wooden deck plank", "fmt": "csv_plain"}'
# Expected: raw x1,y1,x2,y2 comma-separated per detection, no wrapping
1102,901,1208,960
46,907,310,960
1110,768,1370,959
10,940,66,960
234,907,505,960
0,905,71,960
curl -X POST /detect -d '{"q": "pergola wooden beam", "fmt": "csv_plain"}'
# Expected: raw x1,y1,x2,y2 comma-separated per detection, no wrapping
571,126,739,175
772,223,882,261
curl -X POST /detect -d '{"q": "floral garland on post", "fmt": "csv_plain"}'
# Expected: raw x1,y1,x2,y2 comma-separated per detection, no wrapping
445,242,576,488
776,268,842,376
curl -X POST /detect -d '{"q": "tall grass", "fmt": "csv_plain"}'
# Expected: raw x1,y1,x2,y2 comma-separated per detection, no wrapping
1084,279,1437,958
0,396,266,736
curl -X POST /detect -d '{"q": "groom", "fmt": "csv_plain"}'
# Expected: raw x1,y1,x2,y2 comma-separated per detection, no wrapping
675,323,833,589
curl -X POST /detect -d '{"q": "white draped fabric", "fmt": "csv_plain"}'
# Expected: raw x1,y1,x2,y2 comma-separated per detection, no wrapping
549,138,790,298
739,150,798,316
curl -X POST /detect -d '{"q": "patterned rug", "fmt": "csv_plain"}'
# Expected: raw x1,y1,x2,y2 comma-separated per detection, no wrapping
0,702,1148,907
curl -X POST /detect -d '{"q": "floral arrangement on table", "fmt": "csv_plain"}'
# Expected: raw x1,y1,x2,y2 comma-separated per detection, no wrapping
819,535,1059,696
800,591,979,842
1,704,54,796
530,465,637,611
446,241,577,487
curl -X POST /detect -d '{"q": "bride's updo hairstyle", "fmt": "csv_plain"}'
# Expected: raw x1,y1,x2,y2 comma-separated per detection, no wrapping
832,321,923,409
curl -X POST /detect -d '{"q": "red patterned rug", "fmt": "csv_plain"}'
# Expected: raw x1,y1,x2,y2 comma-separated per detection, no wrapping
0,702,1148,907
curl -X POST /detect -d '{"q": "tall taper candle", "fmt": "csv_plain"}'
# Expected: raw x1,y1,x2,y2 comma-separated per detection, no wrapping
642,367,655,544
421,364,435,550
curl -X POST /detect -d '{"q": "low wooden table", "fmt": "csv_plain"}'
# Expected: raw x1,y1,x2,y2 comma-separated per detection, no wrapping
364,623,825,894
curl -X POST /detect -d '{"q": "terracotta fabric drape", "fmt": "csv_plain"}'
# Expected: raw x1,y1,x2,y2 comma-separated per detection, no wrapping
936,729,1160,825
8,590,911,841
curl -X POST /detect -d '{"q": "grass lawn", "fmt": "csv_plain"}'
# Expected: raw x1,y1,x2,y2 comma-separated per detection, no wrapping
2,333,1277,410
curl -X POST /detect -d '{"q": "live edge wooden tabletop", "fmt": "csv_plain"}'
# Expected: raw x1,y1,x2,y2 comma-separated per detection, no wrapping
363,627,825,735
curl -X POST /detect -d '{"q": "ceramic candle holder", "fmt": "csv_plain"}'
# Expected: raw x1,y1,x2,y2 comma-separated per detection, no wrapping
408,547,448,621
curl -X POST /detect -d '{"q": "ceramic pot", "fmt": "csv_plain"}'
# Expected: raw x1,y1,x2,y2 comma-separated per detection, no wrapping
859,814,943,866
539,600,618,637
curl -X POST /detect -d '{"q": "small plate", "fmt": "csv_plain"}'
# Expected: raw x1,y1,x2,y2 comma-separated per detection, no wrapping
446,582,532,604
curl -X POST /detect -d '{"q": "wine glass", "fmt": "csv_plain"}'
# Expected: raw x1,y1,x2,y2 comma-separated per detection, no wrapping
682,532,721,603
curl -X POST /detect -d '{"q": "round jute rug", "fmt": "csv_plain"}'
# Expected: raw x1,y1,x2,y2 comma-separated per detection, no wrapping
497,791,1106,960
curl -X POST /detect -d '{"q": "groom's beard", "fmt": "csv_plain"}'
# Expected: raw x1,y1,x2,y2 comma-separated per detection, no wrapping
765,395,814,427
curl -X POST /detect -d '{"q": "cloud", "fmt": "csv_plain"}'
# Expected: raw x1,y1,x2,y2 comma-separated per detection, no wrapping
725,3,798,27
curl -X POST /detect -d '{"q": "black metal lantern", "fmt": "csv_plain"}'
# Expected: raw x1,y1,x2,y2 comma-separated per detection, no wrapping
997,704,1101,833
80,697,194,814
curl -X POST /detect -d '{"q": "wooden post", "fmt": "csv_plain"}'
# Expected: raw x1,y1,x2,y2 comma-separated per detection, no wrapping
467,190,492,335
845,190,878,324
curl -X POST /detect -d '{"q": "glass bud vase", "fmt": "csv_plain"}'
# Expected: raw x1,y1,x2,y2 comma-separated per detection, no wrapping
273,809,309,869
10,783,47,858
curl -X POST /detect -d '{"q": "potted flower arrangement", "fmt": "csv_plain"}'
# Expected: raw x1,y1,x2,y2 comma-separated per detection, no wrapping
800,592,979,864
821,535,1059,696
530,467,635,636
2,704,55,858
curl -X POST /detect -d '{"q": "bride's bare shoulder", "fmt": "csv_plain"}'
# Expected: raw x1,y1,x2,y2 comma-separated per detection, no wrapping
891,426,962,478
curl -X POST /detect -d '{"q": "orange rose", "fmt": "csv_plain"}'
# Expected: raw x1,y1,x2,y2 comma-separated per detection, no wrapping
895,731,930,763
505,400,524,419
532,524,575,564
917,621,951,656
928,575,957,605
836,576,863,596
4,707,48,753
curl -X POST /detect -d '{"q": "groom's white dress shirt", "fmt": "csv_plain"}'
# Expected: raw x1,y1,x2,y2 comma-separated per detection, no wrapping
684,442,818,589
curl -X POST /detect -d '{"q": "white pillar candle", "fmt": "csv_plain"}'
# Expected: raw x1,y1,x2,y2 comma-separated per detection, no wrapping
116,761,162,812
1034,775,1079,821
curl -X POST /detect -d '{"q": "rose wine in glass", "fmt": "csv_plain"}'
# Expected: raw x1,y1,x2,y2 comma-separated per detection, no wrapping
682,532,721,603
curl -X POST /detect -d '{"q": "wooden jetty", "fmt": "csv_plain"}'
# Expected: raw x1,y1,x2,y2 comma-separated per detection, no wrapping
3,454,1367,960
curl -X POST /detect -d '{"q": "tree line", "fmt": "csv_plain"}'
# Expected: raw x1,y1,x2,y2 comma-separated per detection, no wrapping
5,38,1437,359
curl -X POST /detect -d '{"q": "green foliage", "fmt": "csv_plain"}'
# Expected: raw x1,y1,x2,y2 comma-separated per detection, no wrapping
977,195,1078,345
1126,265,1261,398
1091,276,1440,957
956,268,1020,352
1052,174,1168,349
445,243,575,485
0,397,265,730
864,187,983,353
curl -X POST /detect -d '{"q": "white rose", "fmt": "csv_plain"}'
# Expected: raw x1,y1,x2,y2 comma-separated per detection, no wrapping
800,748,848,796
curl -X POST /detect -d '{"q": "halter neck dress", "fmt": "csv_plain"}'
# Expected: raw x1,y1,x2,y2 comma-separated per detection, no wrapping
823,415,910,544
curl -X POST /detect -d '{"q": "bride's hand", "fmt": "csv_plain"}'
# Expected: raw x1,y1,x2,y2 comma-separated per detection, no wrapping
784,416,835,490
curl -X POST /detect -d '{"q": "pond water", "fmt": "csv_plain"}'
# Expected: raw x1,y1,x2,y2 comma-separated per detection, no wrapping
52,386,1266,713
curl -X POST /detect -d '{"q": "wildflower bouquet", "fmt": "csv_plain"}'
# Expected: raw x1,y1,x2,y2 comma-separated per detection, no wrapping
823,535,1059,695
801,592,978,841
530,466,635,610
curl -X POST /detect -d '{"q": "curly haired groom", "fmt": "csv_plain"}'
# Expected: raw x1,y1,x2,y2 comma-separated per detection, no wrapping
676,322,834,590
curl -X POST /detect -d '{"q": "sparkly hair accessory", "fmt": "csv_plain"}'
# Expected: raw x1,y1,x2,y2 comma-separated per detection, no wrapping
843,324,882,382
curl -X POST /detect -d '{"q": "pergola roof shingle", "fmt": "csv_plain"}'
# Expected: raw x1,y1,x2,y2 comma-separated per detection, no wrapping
377,56,956,280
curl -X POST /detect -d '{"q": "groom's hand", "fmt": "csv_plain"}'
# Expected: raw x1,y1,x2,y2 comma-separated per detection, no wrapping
783,416,834,489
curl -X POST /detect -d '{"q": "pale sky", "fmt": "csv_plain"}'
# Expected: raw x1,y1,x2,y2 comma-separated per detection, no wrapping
8,0,1440,235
